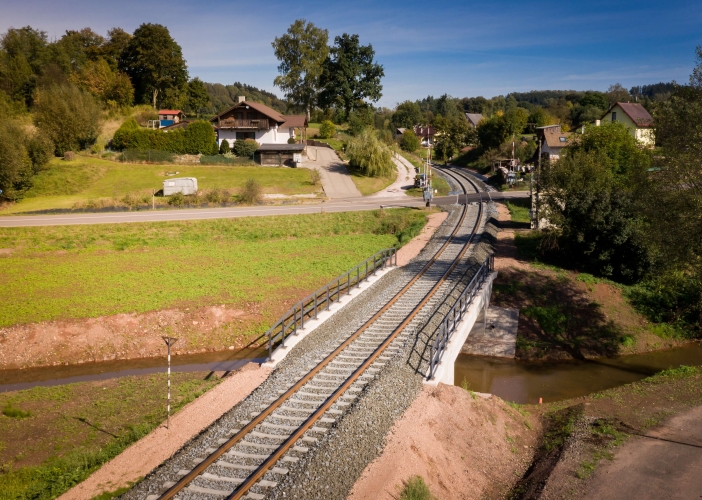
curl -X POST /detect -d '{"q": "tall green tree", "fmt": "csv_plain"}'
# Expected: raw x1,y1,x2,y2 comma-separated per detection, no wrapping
434,115,468,161
392,100,422,129
119,23,188,108
271,19,328,120
0,26,50,105
318,33,384,118
0,120,53,201
186,77,210,116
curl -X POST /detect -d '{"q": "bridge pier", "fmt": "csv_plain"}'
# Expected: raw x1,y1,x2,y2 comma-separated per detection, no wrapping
425,270,498,386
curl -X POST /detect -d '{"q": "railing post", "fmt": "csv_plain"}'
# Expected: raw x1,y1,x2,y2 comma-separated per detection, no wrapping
357,267,360,288
300,302,305,329
336,279,340,301
326,285,330,311
281,320,286,348
268,330,272,360
314,294,318,319
365,261,368,281
293,307,297,336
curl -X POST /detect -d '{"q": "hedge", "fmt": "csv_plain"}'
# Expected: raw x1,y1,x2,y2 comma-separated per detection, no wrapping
112,119,218,155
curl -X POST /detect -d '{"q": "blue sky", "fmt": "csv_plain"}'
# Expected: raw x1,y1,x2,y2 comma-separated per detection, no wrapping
1,0,700,107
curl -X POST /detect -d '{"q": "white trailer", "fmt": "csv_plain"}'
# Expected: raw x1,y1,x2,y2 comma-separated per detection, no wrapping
163,177,198,195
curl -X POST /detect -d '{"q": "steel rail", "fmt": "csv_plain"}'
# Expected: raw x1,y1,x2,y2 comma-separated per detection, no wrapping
157,174,483,500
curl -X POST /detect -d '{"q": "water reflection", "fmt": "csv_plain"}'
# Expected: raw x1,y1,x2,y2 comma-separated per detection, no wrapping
0,347,267,393
454,342,702,404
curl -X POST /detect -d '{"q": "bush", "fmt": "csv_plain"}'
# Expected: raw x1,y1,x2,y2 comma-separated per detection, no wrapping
309,169,321,186
135,109,159,127
232,139,259,158
0,121,52,202
238,178,262,204
346,128,394,177
205,188,230,204
63,151,76,161
319,120,336,139
399,475,435,500
219,140,230,154
400,129,420,152
287,137,297,144
112,120,217,155
33,84,103,154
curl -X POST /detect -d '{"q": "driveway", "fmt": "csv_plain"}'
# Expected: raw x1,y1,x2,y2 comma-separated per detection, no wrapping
302,146,362,199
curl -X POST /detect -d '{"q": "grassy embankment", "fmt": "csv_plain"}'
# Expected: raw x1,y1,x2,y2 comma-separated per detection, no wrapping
0,372,220,500
398,150,451,197
510,365,702,497
0,155,322,214
492,199,694,360
0,209,428,333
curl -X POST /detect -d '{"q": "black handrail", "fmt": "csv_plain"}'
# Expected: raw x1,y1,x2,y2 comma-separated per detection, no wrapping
266,248,398,359
427,254,494,379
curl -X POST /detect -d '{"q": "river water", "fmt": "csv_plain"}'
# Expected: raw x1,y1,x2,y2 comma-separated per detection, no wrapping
454,342,702,404
0,348,267,393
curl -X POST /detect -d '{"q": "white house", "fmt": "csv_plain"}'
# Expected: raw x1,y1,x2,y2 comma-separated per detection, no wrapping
600,102,654,147
210,98,307,146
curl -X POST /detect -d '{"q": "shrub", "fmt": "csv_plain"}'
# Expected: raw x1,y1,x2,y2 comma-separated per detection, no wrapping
219,139,230,154
400,129,420,152
112,120,217,155
33,84,103,154
135,109,159,127
319,120,336,139
346,128,394,177
238,178,262,204
309,169,321,186
167,192,185,207
205,188,230,204
232,139,259,158
3,403,31,419
0,121,53,202
399,475,435,500
287,137,297,144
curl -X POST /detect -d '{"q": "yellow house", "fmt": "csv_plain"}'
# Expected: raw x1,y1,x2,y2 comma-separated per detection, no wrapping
601,102,654,146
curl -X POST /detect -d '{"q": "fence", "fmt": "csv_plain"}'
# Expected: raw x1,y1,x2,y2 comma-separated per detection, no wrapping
265,248,397,358
427,254,494,380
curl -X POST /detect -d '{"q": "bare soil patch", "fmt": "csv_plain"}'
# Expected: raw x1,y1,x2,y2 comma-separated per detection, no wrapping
395,211,448,266
348,384,541,500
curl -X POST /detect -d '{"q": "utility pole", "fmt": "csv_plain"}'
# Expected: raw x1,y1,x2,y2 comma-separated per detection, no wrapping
162,336,180,429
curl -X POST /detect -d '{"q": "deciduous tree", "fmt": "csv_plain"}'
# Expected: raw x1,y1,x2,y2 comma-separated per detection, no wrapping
186,77,210,117
318,33,384,118
392,100,422,129
272,20,328,120
119,23,188,108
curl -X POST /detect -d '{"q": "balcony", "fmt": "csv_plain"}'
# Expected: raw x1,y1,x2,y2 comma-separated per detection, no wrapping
217,118,270,130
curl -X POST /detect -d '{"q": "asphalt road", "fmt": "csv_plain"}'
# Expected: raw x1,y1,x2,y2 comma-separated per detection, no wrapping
0,191,529,227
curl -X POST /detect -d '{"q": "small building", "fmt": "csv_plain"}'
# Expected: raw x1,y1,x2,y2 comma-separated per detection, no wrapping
158,110,186,128
534,125,571,161
600,102,654,146
257,143,306,167
465,113,483,128
395,127,407,138
414,126,435,146
163,177,197,195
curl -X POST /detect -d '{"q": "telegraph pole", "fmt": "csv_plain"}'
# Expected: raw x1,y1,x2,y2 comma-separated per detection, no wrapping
162,336,180,429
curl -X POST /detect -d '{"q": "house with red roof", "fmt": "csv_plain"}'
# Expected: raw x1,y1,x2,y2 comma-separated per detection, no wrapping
158,110,186,127
601,102,654,146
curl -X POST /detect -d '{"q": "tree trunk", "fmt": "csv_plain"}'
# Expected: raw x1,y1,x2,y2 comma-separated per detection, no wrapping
306,104,311,122
152,89,159,109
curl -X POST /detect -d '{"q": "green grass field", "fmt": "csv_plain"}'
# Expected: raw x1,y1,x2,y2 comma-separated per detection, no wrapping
505,198,531,223
347,164,395,196
0,372,219,499
406,176,451,197
0,209,428,328
1,155,322,214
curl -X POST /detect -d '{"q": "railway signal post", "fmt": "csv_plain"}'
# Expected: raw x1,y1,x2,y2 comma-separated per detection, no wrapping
162,336,180,429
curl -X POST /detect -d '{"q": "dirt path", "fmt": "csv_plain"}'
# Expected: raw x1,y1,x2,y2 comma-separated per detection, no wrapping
580,405,702,500
348,384,540,500
395,211,447,266
58,363,271,500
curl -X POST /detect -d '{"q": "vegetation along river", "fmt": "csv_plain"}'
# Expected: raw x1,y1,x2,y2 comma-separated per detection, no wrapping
454,342,702,404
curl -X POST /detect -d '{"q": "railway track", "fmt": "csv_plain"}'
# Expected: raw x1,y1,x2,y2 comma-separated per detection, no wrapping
140,170,486,500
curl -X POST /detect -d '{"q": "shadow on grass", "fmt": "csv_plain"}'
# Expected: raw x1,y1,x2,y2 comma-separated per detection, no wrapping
494,267,624,360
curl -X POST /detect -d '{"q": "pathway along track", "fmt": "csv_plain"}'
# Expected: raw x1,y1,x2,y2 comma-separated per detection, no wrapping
140,172,484,500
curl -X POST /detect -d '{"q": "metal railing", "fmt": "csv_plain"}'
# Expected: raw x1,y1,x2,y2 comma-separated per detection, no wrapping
265,248,397,359
427,253,494,380
218,118,270,130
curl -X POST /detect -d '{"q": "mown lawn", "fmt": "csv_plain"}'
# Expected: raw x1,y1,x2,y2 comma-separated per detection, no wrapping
0,372,219,499
0,155,322,214
406,175,451,197
505,198,531,223
0,209,428,328
347,164,395,196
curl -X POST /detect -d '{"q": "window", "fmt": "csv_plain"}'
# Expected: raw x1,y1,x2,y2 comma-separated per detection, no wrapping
559,137,567,143
236,132,255,140
611,112,617,122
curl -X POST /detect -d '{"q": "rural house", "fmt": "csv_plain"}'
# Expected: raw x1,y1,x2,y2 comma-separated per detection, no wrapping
210,97,308,166
534,125,571,161
465,113,483,127
600,102,654,146
414,126,435,146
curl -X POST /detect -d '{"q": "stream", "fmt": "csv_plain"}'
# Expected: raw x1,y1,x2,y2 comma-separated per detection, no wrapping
454,341,702,404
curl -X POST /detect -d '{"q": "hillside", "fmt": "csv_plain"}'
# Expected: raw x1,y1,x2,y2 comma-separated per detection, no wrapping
205,82,288,113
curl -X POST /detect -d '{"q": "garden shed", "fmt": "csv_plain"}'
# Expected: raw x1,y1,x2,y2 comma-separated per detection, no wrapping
163,177,198,195
257,143,306,167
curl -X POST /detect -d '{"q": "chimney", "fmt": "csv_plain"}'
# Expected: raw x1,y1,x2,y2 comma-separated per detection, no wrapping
238,96,245,103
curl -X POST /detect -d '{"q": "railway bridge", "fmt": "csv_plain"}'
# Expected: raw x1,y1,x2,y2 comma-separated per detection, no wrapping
124,166,498,500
